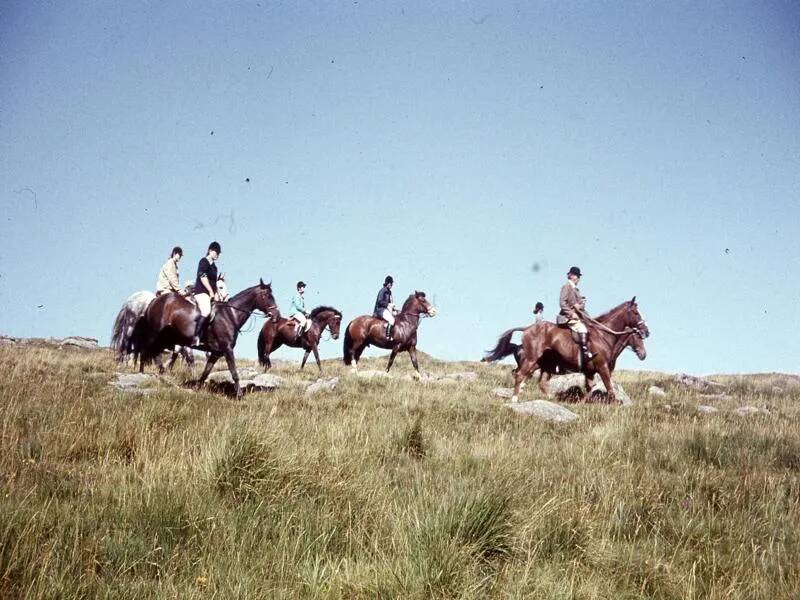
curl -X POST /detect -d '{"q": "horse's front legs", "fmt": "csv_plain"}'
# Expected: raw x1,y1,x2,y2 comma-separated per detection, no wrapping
223,349,242,398
595,363,617,405
311,345,322,372
301,350,311,370
196,353,220,389
386,345,401,372
408,346,420,374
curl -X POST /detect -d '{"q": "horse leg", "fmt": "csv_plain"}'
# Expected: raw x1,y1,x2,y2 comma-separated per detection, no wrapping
153,352,166,375
511,357,538,403
196,353,220,389
352,344,366,373
538,371,551,396
301,349,311,370
386,346,400,373
263,355,272,372
595,364,617,405
223,349,242,399
408,346,420,374
167,347,180,371
181,346,195,370
312,345,322,373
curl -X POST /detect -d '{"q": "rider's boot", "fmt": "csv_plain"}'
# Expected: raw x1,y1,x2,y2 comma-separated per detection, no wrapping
193,316,209,347
385,323,393,342
580,333,594,361
294,323,303,343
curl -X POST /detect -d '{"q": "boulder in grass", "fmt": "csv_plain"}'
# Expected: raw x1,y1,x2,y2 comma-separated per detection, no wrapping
61,336,99,349
675,373,727,392
648,385,667,397
589,381,633,406
507,400,579,423
355,370,391,380
445,372,479,382
493,387,514,399
306,377,338,395
734,405,770,417
252,373,283,390
696,405,719,415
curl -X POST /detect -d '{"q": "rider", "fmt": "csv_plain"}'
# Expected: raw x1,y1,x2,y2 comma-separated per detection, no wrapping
156,246,184,296
533,301,544,323
373,275,396,341
288,281,311,341
557,266,594,361
192,241,222,346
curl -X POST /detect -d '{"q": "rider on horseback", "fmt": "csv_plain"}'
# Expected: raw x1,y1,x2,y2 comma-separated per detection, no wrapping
374,275,396,341
288,281,311,341
192,241,222,346
557,266,594,362
533,301,544,323
156,246,185,296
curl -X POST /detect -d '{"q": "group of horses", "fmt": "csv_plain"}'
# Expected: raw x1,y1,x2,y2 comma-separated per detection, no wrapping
111,277,648,403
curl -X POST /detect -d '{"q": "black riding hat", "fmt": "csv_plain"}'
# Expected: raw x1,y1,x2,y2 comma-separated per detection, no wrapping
534,302,544,311
208,241,222,253
567,266,582,277
384,275,394,285
297,281,306,288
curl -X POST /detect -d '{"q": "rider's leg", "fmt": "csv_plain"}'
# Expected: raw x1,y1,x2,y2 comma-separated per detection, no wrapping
382,309,395,341
193,293,212,346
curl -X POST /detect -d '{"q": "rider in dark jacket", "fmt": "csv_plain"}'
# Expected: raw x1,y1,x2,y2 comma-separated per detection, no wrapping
373,275,395,340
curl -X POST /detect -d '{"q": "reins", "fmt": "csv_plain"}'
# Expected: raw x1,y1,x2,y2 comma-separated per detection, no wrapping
581,311,647,338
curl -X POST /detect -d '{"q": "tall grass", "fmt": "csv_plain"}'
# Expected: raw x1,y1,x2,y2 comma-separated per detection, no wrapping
1,344,799,598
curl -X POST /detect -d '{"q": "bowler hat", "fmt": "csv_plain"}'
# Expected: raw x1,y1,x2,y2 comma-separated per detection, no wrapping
567,266,582,277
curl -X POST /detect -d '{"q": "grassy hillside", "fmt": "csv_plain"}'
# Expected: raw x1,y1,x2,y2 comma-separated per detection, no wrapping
1,343,799,599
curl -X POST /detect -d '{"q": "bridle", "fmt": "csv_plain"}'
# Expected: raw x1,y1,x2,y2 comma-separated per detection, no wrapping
583,311,649,339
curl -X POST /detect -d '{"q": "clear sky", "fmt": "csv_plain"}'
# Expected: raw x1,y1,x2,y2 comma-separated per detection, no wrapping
2,1,799,374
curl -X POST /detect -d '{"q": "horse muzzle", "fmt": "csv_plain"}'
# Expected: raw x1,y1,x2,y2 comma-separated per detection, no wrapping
635,348,647,360
427,306,438,317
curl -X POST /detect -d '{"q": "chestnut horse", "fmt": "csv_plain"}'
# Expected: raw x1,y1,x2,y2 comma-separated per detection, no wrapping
134,279,277,397
343,291,437,373
257,305,343,372
484,298,649,404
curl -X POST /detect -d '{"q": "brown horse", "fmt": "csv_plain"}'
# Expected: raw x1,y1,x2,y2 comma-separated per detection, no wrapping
484,298,649,404
343,291,437,374
257,305,343,372
134,279,277,397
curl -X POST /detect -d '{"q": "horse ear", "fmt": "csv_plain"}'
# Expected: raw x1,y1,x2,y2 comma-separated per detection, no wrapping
260,277,264,286
631,296,637,304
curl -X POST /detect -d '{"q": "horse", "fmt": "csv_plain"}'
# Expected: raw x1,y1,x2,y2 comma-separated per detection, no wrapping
257,305,343,372
110,276,229,368
343,291,437,374
483,297,649,404
134,279,277,398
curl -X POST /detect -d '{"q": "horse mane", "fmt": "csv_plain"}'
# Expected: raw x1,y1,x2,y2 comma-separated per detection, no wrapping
594,300,633,323
401,292,426,311
227,282,271,303
309,305,341,319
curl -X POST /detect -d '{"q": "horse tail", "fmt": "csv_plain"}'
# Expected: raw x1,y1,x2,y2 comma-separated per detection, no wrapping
110,305,129,359
482,327,526,363
130,314,150,367
257,330,268,367
343,323,354,365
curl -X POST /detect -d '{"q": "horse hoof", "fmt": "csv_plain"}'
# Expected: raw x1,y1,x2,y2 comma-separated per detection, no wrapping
510,395,519,403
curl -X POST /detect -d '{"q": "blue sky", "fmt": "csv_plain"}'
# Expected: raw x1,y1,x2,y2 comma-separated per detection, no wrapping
2,1,798,374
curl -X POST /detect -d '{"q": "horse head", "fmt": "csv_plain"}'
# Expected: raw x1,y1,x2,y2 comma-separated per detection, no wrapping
402,291,438,317
309,306,343,340
257,278,279,322
217,274,230,302
626,297,649,360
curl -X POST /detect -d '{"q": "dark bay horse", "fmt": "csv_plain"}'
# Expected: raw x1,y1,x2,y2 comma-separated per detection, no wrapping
110,277,229,368
343,291,437,374
134,279,277,397
484,298,649,404
257,305,343,372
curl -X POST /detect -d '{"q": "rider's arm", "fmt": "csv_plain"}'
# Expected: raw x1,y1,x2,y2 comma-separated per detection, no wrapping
167,261,180,291
200,274,214,296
